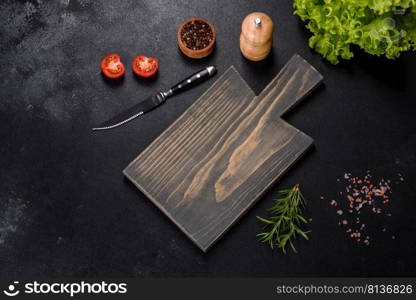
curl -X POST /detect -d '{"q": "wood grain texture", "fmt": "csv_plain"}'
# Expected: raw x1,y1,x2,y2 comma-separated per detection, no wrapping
124,54,323,251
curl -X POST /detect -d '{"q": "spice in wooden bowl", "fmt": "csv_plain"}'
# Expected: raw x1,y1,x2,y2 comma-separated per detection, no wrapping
177,18,216,59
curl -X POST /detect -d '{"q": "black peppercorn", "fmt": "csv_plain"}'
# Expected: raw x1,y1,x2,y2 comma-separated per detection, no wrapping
181,20,214,50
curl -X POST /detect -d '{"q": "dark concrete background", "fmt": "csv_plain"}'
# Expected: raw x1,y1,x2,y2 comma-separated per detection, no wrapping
0,0,415,277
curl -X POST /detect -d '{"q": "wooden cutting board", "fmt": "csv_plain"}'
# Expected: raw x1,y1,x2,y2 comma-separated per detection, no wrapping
124,54,323,251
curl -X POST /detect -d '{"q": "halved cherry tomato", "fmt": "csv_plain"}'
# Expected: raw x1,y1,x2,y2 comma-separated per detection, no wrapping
101,53,125,79
132,55,159,78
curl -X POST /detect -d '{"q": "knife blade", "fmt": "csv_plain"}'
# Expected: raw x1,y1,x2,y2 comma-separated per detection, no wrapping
92,66,217,131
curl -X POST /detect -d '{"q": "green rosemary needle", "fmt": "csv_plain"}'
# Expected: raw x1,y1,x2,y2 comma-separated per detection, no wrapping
257,184,310,253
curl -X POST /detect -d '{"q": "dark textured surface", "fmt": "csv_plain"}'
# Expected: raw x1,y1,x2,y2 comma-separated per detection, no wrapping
0,0,415,277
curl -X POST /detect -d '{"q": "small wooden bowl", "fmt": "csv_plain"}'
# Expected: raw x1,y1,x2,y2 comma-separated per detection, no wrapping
177,18,216,59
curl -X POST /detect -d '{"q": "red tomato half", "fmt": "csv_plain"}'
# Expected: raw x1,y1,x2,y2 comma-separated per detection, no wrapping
132,55,159,78
101,53,125,79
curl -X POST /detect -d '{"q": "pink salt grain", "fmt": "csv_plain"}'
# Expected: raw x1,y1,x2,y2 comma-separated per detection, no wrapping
328,170,402,246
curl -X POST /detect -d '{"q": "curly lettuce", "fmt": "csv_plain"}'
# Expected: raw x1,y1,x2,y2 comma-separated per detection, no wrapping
294,0,416,64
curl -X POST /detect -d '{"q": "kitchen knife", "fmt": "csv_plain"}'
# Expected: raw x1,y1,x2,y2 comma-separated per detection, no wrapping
92,66,217,131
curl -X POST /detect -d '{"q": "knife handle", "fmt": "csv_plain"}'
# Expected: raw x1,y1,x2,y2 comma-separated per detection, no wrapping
166,66,217,97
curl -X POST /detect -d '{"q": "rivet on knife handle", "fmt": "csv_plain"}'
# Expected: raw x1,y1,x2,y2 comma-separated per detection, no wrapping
167,66,217,97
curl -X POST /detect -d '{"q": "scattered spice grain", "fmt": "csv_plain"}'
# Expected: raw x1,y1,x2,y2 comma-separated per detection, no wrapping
326,170,403,246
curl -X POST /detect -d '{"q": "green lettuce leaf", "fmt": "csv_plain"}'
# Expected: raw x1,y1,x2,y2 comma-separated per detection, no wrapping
294,0,416,64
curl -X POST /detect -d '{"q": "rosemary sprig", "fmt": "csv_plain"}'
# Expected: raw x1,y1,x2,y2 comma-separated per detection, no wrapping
257,184,309,253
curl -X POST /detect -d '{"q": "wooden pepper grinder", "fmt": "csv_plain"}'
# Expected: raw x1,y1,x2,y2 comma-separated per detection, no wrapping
240,12,274,61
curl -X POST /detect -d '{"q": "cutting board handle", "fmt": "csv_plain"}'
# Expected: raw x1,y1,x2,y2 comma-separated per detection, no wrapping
257,54,323,117
211,55,323,203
